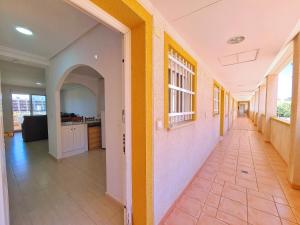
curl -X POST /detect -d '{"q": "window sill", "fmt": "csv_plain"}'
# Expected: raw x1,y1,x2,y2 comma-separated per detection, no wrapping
167,121,195,131
271,116,290,126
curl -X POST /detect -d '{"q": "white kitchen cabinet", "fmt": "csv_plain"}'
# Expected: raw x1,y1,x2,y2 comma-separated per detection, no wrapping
61,124,87,158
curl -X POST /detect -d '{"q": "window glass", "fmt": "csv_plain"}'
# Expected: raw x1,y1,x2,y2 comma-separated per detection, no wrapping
32,95,47,115
277,62,293,120
12,94,31,131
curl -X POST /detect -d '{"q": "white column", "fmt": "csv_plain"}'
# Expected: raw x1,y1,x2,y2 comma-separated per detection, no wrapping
288,33,300,187
264,74,278,142
257,84,266,132
254,90,259,125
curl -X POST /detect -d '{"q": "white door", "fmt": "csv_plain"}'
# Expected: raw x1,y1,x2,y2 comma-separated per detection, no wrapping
73,124,86,150
0,73,10,225
61,126,74,152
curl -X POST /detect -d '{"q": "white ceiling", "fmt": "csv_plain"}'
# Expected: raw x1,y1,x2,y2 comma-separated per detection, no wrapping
0,0,97,59
0,60,45,88
150,0,300,100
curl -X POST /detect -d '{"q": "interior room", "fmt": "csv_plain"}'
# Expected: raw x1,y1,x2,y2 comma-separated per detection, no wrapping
0,0,124,224
1,1,300,225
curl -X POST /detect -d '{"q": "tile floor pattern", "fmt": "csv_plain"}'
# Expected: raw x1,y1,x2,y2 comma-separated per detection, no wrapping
5,133,123,225
163,118,300,225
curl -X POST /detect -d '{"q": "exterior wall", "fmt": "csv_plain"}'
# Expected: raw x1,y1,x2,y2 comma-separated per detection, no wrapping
270,118,291,163
261,114,266,135
150,8,229,224
257,84,266,132
1,84,46,132
46,25,124,203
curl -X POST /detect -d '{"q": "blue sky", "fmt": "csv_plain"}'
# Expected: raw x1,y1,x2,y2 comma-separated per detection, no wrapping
277,62,293,101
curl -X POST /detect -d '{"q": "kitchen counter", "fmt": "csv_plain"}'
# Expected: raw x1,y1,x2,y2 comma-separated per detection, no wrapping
61,120,100,127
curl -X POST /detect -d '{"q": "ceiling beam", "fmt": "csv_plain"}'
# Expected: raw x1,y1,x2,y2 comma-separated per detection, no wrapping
0,45,49,68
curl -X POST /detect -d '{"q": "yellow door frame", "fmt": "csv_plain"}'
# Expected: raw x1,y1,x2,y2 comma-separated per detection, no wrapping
90,1,153,225
220,88,225,136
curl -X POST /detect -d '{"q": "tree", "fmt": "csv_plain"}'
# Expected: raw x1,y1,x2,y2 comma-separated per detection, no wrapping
277,101,291,118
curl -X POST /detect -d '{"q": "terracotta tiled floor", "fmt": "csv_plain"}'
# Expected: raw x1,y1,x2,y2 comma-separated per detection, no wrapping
163,117,300,225
5,133,123,225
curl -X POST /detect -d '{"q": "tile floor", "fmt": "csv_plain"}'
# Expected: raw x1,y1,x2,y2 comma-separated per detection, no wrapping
5,133,123,225
163,117,300,225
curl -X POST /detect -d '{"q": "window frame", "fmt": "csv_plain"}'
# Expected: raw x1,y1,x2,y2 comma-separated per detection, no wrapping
213,82,221,116
164,32,197,129
31,94,47,115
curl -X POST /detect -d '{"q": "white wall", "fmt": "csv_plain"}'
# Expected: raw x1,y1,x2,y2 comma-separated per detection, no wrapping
151,10,226,224
60,83,97,117
1,84,46,132
0,73,9,225
270,118,291,163
64,72,105,117
46,25,124,203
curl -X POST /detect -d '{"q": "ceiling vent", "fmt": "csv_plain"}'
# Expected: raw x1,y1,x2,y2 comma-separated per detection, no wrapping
218,49,259,66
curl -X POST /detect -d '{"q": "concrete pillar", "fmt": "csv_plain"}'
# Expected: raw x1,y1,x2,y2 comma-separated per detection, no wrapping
257,84,266,132
264,74,278,142
254,90,259,125
288,33,300,187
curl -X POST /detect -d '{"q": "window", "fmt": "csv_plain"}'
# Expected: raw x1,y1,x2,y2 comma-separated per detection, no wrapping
277,62,293,120
12,94,31,131
165,33,197,128
225,93,229,116
213,83,220,115
32,95,46,115
11,93,47,131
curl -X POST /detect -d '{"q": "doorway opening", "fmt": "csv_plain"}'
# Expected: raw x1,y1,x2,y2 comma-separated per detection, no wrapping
12,93,47,131
0,0,128,224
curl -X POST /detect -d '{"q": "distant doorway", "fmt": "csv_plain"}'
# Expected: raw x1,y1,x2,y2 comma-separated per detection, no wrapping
12,94,31,131
11,93,47,131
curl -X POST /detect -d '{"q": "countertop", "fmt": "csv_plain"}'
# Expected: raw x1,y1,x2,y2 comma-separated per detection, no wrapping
61,120,100,127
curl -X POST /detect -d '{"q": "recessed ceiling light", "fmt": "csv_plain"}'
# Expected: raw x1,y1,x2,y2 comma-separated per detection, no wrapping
227,36,245,44
36,82,42,86
15,26,33,36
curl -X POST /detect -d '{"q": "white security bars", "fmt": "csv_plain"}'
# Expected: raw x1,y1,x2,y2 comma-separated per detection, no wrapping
168,48,195,127
213,85,220,115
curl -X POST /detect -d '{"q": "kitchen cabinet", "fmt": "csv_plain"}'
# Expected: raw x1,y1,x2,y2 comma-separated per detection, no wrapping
61,123,87,157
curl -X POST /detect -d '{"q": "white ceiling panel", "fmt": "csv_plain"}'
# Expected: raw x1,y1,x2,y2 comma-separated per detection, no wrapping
150,0,300,100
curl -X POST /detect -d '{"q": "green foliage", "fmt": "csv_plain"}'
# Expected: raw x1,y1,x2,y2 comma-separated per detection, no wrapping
277,101,291,118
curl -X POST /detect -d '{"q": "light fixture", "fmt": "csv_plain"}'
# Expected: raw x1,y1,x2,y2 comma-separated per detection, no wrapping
15,26,33,36
227,36,245,44
35,82,42,86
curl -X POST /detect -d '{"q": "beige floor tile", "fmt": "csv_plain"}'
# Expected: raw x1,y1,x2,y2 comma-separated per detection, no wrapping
5,133,123,225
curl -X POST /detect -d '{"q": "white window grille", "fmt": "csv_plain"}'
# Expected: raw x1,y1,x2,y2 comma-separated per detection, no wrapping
213,85,220,115
168,48,195,127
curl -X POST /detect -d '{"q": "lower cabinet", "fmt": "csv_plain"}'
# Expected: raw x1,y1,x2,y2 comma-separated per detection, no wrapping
61,124,87,157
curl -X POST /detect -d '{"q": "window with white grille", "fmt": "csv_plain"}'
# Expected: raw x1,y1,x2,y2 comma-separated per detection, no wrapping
168,47,196,128
213,84,220,115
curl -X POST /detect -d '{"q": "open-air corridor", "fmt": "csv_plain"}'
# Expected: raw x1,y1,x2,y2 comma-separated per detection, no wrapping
163,117,300,225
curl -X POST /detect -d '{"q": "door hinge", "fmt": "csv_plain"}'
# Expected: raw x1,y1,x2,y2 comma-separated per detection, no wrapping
123,133,125,154
124,205,132,225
